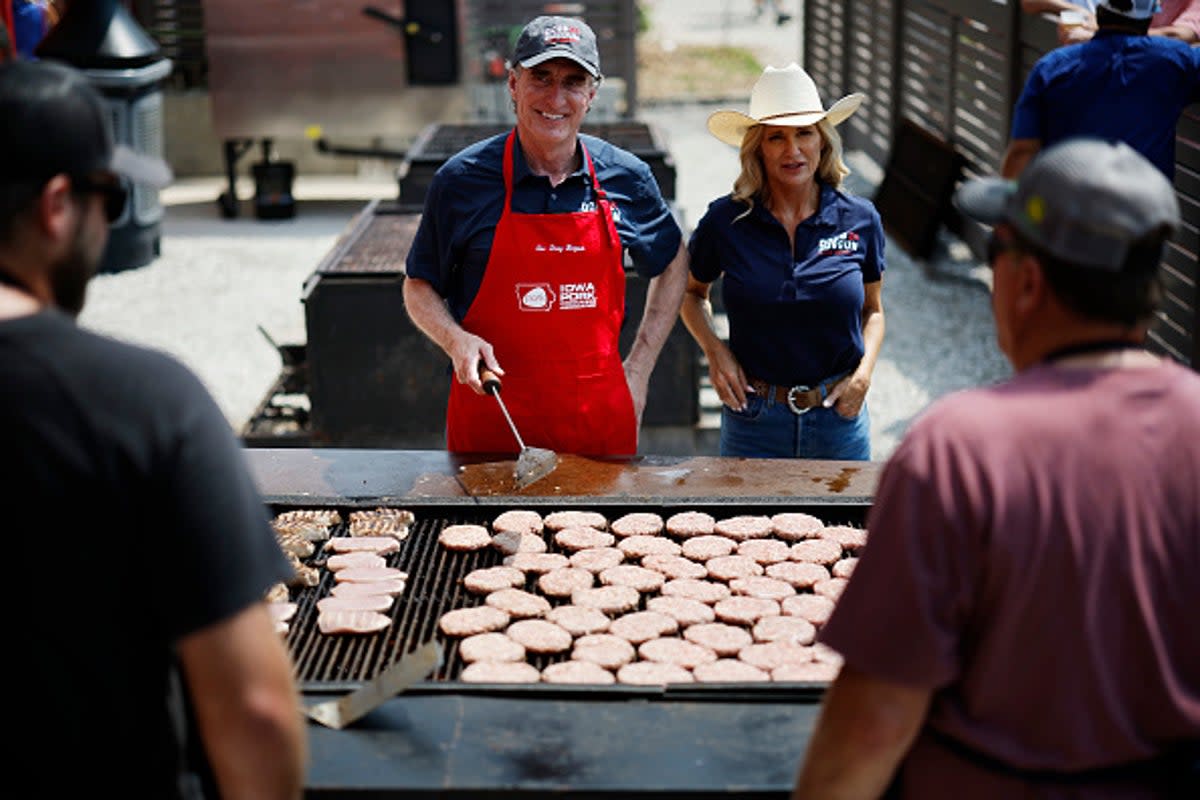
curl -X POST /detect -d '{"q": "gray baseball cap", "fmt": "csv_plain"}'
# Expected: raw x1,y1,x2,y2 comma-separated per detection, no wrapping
954,139,1178,272
512,16,602,79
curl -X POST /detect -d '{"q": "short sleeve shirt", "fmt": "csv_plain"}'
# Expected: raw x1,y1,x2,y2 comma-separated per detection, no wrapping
1009,31,1200,177
687,183,885,387
406,130,682,321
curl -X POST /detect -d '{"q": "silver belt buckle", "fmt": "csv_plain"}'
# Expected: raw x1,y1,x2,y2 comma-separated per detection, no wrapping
786,385,814,415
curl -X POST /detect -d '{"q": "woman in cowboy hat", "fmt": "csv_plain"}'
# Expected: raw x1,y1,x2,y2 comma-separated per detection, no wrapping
681,63,886,460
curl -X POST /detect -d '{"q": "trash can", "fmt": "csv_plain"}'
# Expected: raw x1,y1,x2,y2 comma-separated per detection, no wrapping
35,0,172,273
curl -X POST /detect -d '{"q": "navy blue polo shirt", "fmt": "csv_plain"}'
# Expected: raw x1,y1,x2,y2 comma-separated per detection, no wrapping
688,183,885,388
406,130,682,321
1010,30,1200,178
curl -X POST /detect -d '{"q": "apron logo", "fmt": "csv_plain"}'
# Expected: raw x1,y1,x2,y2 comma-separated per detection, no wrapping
559,282,597,310
516,283,556,311
818,230,861,256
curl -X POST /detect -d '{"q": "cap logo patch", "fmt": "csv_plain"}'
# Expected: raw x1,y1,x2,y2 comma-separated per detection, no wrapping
543,24,582,45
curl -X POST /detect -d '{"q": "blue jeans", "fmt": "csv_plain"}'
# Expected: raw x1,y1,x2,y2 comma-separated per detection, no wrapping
719,391,871,460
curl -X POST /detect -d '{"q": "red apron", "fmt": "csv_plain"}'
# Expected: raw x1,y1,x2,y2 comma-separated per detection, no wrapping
445,131,636,456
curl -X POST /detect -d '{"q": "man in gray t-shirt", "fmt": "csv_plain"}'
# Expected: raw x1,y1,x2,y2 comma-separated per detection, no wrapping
792,139,1200,798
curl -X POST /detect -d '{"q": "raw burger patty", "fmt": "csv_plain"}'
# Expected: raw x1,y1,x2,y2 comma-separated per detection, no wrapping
752,615,816,645
599,564,665,593
505,619,572,654
738,641,814,671
684,622,753,657
463,566,526,594
439,606,510,637
545,604,611,636
485,588,551,619
813,577,849,601
770,512,825,541
608,610,679,643
544,510,608,531
618,535,682,558
660,578,731,605
765,561,831,589
610,512,664,537
821,525,868,554
571,584,641,614
438,524,492,551
693,659,770,683
537,567,595,598
541,660,616,685
317,610,390,635
832,557,859,579
491,509,543,535
665,511,716,538
781,593,836,625
461,660,541,683
714,515,772,541
641,553,707,580
713,595,780,625
554,526,615,551
729,576,796,601
772,662,840,682
491,530,548,556
316,595,392,614
637,636,717,668
681,535,737,561
572,633,636,669
705,555,765,581
458,632,525,663
569,547,625,573
616,661,694,685
325,552,386,572
737,539,791,565
646,595,716,626
503,552,569,573
790,539,843,565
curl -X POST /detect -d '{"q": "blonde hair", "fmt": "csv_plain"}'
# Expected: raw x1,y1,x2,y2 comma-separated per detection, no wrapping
730,118,851,217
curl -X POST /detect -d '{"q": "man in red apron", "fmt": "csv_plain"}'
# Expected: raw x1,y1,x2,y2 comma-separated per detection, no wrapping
403,15,687,457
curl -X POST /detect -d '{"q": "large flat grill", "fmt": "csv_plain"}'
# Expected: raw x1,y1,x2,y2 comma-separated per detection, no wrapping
279,502,868,693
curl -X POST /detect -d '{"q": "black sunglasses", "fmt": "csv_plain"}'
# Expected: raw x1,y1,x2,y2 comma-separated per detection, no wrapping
73,174,128,223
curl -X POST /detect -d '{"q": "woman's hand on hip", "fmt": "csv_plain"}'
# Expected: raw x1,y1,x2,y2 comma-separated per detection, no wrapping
824,372,869,418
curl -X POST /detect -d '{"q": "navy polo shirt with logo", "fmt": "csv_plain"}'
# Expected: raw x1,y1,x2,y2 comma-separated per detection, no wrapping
406,130,682,322
688,183,885,388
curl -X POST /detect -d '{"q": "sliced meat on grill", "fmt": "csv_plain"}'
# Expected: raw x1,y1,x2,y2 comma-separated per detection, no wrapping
316,594,393,614
491,530,548,556
646,595,717,626
618,535,683,558
546,604,612,636
570,584,641,614
541,660,616,685
729,576,796,601
458,632,525,663
461,660,541,683
568,546,625,573
608,611,679,644
772,661,840,682
348,507,414,526
317,610,391,635
769,512,825,541
713,596,780,625
789,539,843,565
543,510,608,531
610,512,665,538
491,509,544,535
268,601,297,623
505,619,572,654
334,566,408,584
780,593,836,626
821,525,868,554
325,552,387,572
325,536,401,555
752,614,816,645
536,567,595,598
736,539,791,565
738,641,814,671
285,552,320,588
683,623,753,657
660,578,731,605
641,553,708,580
276,532,315,558
813,577,849,602
463,566,526,595
554,526,616,551
637,636,718,669
503,552,569,574
765,561,831,589
437,524,492,551
599,564,665,593
705,554,765,581
265,582,290,603
832,557,859,579
714,515,772,541
665,511,716,538
438,606,511,637
349,517,411,541
680,535,737,561
330,578,407,597
693,659,770,683
572,633,637,669
616,661,694,685
274,508,342,528
485,588,551,619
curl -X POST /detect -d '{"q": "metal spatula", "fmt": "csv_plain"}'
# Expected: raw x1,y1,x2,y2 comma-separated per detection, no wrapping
479,366,558,489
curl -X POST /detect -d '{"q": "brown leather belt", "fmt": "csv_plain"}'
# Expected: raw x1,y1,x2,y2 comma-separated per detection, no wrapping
749,374,846,415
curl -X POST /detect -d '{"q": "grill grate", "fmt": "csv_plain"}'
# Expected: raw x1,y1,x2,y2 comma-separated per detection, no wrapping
280,503,869,692
316,211,421,275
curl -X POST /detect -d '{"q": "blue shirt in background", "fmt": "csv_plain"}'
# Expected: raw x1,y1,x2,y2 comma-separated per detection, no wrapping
689,183,885,388
406,130,682,322
1009,30,1200,178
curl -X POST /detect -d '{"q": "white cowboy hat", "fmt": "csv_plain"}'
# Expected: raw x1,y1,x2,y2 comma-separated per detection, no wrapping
707,63,866,147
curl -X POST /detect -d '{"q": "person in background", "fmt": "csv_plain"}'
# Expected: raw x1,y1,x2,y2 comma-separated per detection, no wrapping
792,138,1199,799
1002,0,1200,179
404,15,687,457
682,63,885,460
1043,0,1200,44
0,59,307,798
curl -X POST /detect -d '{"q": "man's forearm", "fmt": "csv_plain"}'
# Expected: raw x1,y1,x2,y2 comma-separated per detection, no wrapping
624,243,688,378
